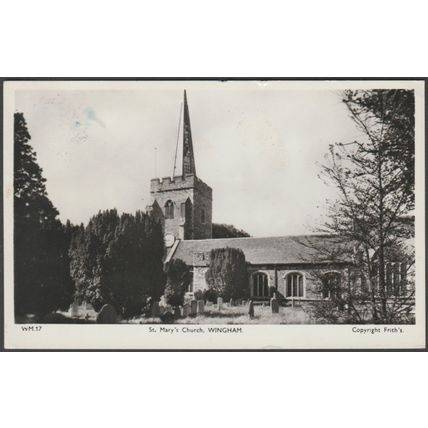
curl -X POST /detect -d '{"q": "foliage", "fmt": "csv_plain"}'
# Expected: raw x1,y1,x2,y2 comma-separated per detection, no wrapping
14,112,74,316
202,287,218,303
205,248,248,300
313,89,415,323
69,209,165,317
212,223,250,239
342,89,415,208
164,259,190,307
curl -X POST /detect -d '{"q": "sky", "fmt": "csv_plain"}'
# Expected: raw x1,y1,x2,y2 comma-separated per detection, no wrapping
15,81,366,237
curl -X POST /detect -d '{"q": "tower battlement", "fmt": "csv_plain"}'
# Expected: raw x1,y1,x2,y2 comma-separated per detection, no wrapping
150,174,212,195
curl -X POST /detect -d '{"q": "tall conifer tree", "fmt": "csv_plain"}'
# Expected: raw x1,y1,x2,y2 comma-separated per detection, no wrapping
14,112,74,317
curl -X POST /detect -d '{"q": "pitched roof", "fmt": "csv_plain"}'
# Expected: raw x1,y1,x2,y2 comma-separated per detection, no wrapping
168,235,354,266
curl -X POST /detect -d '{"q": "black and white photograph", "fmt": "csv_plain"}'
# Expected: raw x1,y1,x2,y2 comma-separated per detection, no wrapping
2,79,425,349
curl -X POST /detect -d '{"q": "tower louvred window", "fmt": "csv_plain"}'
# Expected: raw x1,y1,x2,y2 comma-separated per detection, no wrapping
165,200,174,219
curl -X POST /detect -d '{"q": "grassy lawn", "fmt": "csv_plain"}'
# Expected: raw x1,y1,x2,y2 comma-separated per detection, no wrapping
21,303,314,324
127,303,313,325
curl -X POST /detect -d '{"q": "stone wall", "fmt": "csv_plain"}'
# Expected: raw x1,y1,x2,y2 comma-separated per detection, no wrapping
191,265,344,300
192,179,212,239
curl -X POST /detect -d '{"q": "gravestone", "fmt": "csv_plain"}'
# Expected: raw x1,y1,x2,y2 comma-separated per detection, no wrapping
197,300,205,315
96,304,118,324
160,310,174,324
229,298,234,307
70,301,79,317
190,300,197,317
270,294,279,314
183,303,191,317
217,297,223,310
151,301,160,318
248,300,255,319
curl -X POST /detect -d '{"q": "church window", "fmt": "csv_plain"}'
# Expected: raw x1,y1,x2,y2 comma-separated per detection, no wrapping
165,200,174,219
180,202,186,220
201,208,206,224
322,272,341,299
285,273,304,298
252,272,269,298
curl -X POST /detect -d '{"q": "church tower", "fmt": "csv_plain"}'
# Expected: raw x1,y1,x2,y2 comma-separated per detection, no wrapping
148,90,213,246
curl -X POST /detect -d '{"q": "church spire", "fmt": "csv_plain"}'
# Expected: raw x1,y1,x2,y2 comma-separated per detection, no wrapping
182,90,197,176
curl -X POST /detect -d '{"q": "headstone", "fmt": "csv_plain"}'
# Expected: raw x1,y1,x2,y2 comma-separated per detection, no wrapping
197,300,205,315
183,303,191,317
184,292,195,304
160,310,174,324
151,301,160,318
217,297,223,310
270,295,279,314
96,304,118,324
248,300,254,319
229,298,234,307
70,301,79,317
190,300,197,317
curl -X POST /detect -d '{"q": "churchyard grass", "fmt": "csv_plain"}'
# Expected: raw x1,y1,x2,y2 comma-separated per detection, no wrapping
127,303,312,325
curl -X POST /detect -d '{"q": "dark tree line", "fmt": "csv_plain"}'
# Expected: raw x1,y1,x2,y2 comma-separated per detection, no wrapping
69,209,164,317
212,223,250,239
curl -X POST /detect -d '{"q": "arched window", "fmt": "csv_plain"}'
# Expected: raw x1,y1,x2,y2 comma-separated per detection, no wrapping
285,273,304,298
165,200,174,219
252,272,269,298
322,272,341,299
200,208,206,224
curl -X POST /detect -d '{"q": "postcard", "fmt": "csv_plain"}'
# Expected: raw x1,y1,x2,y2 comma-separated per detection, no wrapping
2,79,425,349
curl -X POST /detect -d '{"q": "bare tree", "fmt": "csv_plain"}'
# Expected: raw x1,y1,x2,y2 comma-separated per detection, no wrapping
304,90,415,323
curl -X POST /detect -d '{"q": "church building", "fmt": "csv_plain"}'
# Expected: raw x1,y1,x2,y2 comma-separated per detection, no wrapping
146,91,408,302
